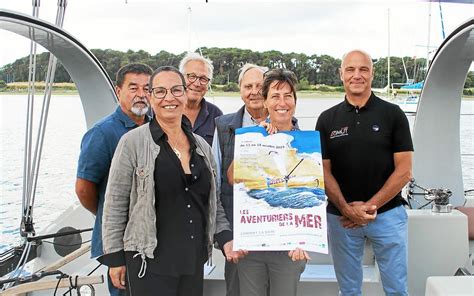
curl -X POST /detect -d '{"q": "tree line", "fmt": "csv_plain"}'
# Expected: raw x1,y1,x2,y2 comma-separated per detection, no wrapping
1,47,473,89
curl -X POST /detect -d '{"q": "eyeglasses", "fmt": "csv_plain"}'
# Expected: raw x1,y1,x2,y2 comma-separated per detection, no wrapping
186,73,211,85
150,85,186,99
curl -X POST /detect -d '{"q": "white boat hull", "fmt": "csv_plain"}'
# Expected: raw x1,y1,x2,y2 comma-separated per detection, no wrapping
20,204,469,296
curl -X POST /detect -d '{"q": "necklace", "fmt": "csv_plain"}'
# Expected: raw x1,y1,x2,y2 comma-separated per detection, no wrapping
169,131,183,159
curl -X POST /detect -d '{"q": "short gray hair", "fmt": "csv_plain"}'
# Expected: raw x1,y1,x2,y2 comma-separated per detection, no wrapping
116,63,153,87
341,49,373,69
179,52,214,81
238,63,268,85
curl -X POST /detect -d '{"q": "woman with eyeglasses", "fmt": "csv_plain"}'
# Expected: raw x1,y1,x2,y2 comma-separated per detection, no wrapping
230,69,310,296
99,66,231,296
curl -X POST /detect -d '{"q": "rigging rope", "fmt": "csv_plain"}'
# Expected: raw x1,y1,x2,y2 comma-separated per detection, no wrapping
27,0,68,218
0,242,32,291
21,0,41,231
6,0,70,287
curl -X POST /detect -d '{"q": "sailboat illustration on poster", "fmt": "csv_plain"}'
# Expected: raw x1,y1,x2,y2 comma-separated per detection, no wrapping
233,126,328,254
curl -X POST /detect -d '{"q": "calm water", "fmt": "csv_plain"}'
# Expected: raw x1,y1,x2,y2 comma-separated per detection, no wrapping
1,94,473,252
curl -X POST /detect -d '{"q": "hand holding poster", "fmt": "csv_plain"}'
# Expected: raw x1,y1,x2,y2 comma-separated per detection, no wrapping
233,126,328,254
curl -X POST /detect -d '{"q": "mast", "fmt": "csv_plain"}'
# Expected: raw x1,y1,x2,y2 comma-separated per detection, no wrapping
187,6,192,53
426,2,432,71
438,0,446,39
401,57,410,84
387,8,391,97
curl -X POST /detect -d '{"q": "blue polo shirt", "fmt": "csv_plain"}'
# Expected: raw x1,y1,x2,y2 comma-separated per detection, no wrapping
77,106,146,258
192,98,223,146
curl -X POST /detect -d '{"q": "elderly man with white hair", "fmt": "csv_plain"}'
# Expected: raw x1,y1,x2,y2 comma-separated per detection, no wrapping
179,52,223,145
212,63,269,296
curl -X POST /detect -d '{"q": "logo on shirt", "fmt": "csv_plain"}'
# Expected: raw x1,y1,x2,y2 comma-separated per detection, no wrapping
330,126,349,139
372,124,380,132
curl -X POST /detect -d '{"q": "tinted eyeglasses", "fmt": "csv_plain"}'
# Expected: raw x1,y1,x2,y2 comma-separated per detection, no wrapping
186,73,211,85
150,85,186,99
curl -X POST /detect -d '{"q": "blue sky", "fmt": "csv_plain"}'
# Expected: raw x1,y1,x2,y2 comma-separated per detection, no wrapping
1,0,473,66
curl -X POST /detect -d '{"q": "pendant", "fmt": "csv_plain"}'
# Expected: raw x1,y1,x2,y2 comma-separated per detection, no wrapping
173,147,181,159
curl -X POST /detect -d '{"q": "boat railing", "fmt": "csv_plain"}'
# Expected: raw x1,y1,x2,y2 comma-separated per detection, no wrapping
0,275,103,296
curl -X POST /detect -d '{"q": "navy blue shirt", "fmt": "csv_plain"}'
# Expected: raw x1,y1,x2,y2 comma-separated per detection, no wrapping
316,93,413,215
77,106,148,257
191,98,223,146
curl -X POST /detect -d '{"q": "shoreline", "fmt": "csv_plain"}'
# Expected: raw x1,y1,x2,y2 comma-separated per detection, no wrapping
0,90,348,98
2,82,473,99
1,90,473,100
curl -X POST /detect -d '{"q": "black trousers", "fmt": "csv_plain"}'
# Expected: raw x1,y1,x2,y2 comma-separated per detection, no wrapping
124,253,204,296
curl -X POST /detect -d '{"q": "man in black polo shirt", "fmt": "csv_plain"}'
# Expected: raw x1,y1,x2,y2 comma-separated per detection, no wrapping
316,49,413,296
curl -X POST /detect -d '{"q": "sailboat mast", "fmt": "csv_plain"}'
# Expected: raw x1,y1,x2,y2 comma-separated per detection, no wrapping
401,57,409,83
438,1,446,39
426,2,432,71
187,6,192,53
387,8,390,97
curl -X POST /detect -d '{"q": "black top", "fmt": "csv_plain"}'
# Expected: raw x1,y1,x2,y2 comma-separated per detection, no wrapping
98,116,211,276
148,116,210,276
316,93,413,215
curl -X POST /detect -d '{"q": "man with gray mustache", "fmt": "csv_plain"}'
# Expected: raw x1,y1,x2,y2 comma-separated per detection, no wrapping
75,63,153,296
130,96,149,116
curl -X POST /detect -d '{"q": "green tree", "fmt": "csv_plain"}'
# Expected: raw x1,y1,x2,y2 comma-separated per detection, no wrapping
297,78,311,91
464,71,474,88
0,47,422,90
222,82,239,92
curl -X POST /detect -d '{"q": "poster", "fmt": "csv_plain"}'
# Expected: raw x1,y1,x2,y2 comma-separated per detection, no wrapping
233,126,328,254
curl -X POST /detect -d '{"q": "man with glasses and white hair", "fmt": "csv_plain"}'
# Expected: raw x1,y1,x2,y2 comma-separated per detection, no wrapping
75,63,153,296
212,63,269,296
179,52,223,145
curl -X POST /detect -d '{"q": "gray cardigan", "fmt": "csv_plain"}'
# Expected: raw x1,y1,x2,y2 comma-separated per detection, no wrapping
102,122,231,277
